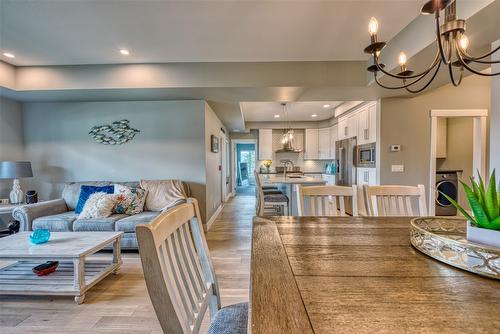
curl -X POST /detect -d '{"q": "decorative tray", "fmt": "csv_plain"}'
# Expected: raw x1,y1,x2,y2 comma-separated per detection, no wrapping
410,217,500,279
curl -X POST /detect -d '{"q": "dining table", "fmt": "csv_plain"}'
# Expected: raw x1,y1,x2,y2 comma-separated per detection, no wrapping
250,216,500,334
258,174,327,215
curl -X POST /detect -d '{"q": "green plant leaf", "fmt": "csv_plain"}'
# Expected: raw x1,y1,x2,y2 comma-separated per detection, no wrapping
469,176,484,207
461,180,490,228
488,215,500,231
477,171,487,199
484,170,498,221
439,190,475,224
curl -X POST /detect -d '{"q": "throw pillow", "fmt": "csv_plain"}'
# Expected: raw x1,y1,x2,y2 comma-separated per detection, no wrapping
140,179,188,211
113,184,147,215
75,185,114,214
78,192,117,219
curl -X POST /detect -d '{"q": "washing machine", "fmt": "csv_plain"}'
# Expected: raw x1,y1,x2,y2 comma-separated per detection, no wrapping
435,172,458,216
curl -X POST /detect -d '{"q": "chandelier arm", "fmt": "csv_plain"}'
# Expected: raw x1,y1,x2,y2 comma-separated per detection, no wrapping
374,50,440,80
405,60,442,94
447,62,463,87
456,40,500,76
467,58,500,65
373,67,432,90
461,45,500,61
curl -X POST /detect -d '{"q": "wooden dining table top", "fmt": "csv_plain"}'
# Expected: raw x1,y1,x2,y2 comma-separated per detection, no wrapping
250,216,500,334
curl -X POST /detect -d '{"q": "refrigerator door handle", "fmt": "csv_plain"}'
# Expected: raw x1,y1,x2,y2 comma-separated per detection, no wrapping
338,147,344,182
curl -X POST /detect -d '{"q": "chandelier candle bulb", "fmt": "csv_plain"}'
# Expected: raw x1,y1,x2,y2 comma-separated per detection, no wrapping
368,17,379,43
459,35,469,51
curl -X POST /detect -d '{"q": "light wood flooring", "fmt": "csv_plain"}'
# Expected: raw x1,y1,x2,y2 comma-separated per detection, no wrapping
0,195,253,334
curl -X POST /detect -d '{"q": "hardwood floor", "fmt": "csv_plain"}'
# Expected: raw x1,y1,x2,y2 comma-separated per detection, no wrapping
0,195,253,333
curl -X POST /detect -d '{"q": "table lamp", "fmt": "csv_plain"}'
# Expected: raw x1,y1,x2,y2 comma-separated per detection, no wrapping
0,161,33,204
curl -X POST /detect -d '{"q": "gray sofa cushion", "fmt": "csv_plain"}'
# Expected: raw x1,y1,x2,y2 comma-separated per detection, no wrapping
115,211,160,233
73,214,128,232
32,211,79,232
62,181,112,210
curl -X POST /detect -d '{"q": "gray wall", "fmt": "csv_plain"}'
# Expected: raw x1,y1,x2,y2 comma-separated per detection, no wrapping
490,40,500,172
22,100,215,221
0,97,24,197
204,103,226,221
436,118,473,207
380,74,491,197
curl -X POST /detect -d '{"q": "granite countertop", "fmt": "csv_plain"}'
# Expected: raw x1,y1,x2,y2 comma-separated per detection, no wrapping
437,169,464,173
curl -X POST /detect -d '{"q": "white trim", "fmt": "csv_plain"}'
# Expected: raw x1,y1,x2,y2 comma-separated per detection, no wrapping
429,109,488,215
205,203,223,231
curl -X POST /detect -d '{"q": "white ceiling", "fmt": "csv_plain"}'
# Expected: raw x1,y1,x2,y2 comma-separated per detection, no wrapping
0,0,422,66
241,101,343,122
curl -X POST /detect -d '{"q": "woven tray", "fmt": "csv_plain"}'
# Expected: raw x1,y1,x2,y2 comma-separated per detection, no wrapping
410,217,500,279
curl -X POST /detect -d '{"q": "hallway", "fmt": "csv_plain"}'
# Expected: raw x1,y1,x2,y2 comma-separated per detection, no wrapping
0,195,254,333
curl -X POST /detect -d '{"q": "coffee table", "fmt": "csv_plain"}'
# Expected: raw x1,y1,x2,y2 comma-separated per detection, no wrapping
0,231,123,304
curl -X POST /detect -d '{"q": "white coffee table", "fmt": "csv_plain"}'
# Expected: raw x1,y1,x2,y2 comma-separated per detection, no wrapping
0,231,123,304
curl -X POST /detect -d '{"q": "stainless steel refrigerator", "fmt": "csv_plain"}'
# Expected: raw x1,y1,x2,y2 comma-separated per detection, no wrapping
335,137,357,186
335,137,357,214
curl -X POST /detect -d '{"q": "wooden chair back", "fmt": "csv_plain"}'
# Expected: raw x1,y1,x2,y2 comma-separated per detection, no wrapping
136,198,221,334
298,185,358,216
363,184,427,216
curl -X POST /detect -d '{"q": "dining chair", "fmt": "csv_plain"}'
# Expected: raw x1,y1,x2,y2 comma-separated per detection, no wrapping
363,184,427,216
254,171,288,216
136,198,248,334
297,185,358,216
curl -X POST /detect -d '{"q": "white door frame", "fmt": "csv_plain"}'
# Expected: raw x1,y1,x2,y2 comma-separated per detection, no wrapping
429,109,488,215
231,139,257,194
220,131,229,203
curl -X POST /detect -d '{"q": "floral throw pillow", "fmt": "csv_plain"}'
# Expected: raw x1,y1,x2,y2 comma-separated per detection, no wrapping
113,184,147,215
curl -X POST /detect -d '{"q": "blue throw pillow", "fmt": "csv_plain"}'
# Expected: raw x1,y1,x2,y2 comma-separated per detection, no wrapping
75,185,115,214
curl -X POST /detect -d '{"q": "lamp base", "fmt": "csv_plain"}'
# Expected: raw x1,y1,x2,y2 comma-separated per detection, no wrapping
9,179,24,204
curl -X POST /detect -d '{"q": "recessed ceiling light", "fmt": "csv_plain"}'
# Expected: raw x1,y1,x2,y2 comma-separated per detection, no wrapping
311,114,318,118
3,52,15,58
274,114,280,118
119,49,130,55
323,104,331,108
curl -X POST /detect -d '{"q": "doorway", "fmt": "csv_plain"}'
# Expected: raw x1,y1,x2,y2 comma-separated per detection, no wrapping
232,140,257,196
429,109,488,215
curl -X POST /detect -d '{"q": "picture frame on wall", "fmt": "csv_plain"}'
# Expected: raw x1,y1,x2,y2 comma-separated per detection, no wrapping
211,135,219,153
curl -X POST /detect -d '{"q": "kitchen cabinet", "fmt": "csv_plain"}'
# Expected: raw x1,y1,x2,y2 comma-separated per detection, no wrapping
304,129,319,160
338,113,358,140
322,174,336,185
329,124,337,159
357,103,377,145
318,128,331,160
357,167,377,186
258,129,273,160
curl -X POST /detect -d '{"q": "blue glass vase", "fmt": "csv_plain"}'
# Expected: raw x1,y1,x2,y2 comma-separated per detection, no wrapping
30,229,51,244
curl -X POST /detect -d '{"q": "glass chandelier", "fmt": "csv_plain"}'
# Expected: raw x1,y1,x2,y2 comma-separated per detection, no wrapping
364,0,500,93
280,103,294,147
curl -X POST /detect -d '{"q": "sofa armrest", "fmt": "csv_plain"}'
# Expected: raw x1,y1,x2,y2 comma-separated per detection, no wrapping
12,199,68,231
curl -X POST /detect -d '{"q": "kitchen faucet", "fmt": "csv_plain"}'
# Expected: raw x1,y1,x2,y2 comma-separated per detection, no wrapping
280,159,294,178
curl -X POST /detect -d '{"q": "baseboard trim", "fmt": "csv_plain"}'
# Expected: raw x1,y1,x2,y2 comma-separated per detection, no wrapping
205,204,223,231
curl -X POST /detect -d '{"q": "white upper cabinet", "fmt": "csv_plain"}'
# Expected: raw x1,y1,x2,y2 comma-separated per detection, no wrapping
329,124,338,159
258,129,273,160
338,113,358,140
318,127,331,160
304,129,319,160
357,103,377,145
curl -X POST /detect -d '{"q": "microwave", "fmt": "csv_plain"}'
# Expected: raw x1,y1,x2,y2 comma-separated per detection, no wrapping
355,143,376,167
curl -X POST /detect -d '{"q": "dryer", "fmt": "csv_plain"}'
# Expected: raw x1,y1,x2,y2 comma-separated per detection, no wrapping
435,172,458,216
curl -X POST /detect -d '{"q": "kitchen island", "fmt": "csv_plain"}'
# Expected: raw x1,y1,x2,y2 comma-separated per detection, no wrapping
259,174,327,215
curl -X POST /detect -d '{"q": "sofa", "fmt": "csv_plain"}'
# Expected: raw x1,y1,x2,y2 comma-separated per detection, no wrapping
12,180,190,249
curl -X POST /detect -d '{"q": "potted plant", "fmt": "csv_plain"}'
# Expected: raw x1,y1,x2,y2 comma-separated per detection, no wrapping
262,160,272,173
441,170,500,248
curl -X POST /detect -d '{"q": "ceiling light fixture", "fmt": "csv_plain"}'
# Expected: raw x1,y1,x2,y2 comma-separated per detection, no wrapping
311,114,318,118
364,0,499,94
3,52,15,58
274,114,280,118
323,104,331,108
119,49,130,56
